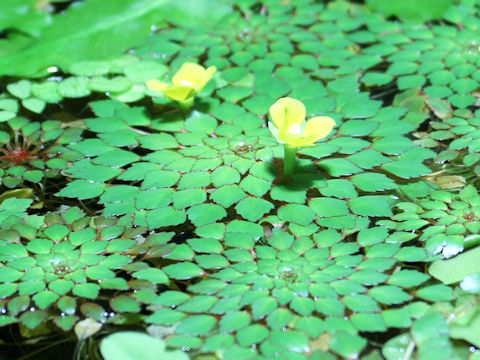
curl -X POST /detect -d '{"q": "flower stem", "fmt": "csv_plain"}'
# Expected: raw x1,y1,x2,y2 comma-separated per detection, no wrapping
179,97,195,112
283,144,296,177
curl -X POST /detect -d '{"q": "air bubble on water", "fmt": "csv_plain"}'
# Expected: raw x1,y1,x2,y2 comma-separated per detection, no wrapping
30,307,36,312
0,308,6,314
47,66,59,73
181,347,190,352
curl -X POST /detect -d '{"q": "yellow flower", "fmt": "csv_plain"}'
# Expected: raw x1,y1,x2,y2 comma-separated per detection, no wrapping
146,62,216,102
268,97,336,147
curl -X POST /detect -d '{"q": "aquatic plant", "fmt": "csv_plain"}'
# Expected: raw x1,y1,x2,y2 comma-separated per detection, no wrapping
0,0,479,359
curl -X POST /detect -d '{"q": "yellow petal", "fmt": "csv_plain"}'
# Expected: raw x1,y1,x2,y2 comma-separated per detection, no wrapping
282,97,306,125
172,62,206,87
269,99,287,129
282,133,319,147
161,85,194,101
196,66,216,92
304,116,336,142
145,79,168,92
269,97,306,130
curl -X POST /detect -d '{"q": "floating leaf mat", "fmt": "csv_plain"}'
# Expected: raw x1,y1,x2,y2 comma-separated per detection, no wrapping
1,0,480,359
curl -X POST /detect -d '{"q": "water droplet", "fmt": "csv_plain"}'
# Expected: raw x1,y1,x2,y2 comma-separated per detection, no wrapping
47,66,59,73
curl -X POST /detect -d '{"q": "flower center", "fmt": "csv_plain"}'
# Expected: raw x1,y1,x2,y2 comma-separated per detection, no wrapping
287,123,301,135
179,79,194,87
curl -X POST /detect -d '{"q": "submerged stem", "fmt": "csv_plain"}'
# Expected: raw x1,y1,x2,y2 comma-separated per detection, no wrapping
283,144,296,177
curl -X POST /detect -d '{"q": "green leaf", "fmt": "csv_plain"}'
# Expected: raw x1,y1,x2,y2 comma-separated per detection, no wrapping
161,0,231,28
219,311,251,333
349,196,396,217
350,173,397,191
0,1,50,37
429,246,480,284
101,332,189,360
19,310,47,330
0,267,24,283
277,204,315,226
369,286,412,305
351,313,387,332
0,0,174,77
72,283,100,300
415,284,453,301
163,262,204,280
235,197,273,222
239,175,272,197
382,333,412,360
32,290,59,309
318,158,363,177
132,268,169,284
145,207,186,229
7,80,31,99
290,297,315,316
210,185,246,208
176,315,217,336
309,198,350,217
382,160,431,178
460,273,480,293
387,270,430,288
270,330,310,353
211,166,240,187
187,204,226,227
330,331,366,359
342,294,380,312
56,180,106,200
267,308,294,330
412,313,452,360
236,325,269,347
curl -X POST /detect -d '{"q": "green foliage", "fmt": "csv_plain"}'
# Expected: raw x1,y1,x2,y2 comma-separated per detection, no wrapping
2,0,480,359
387,186,480,258
101,331,190,360
0,0,51,38
366,0,453,22
0,0,172,77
